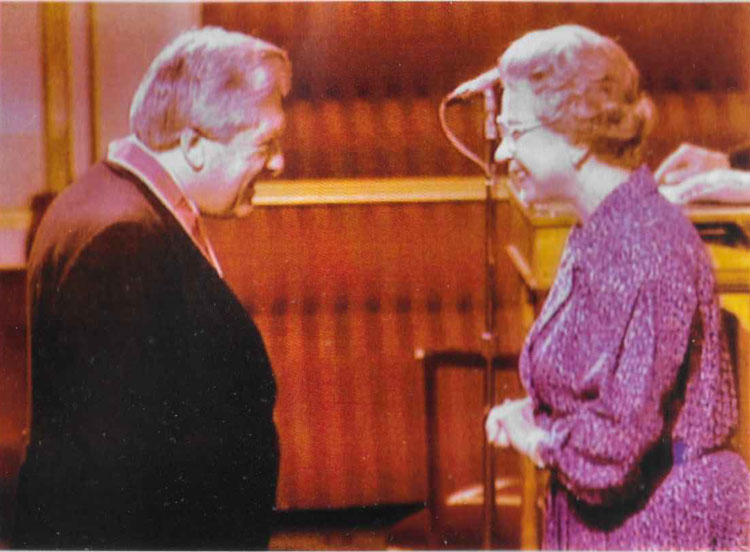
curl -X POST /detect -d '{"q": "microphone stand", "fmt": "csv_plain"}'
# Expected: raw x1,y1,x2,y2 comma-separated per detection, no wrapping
438,82,502,550
480,88,500,550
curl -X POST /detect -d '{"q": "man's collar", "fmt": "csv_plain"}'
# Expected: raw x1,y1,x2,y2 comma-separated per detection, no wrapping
106,135,224,278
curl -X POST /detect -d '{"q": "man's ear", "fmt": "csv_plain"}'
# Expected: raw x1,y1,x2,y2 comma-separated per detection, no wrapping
180,128,204,172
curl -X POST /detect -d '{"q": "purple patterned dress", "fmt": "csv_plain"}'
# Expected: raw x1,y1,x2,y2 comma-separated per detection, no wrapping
520,167,750,550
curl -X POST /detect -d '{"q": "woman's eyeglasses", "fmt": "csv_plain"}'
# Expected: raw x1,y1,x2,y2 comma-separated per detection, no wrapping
496,118,544,143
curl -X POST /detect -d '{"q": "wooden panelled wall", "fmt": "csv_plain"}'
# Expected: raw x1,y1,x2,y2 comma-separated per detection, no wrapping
203,2,750,510
278,92,750,179
204,3,750,98
204,196,528,509
205,3,750,179
198,2,750,509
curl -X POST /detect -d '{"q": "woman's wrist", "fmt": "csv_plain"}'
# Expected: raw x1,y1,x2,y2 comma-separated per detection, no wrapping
526,427,548,468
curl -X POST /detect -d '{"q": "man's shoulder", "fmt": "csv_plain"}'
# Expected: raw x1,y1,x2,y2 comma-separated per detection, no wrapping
64,162,163,222
44,163,168,232
29,162,170,274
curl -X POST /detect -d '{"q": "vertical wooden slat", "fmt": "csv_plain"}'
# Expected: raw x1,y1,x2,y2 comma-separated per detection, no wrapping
395,205,429,499
332,204,362,504
86,4,99,164
40,3,73,192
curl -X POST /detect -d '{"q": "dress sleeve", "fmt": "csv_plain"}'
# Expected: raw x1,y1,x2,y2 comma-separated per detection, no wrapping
537,274,697,505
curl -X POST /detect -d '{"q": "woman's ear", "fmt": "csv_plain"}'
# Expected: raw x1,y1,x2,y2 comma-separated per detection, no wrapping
180,128,204,172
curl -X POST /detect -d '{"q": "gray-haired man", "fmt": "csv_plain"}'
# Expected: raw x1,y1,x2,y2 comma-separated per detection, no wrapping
13,27,290,549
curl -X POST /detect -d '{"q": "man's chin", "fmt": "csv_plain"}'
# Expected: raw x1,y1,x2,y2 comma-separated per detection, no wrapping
233,203,255,217
198,202,251,219
200,205,254,219
232,183,257,217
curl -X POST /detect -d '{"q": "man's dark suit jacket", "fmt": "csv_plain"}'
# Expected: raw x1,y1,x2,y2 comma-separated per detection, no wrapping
12,162,278,550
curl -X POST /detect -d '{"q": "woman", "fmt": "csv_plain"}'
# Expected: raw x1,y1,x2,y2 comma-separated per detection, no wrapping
485,25,750,549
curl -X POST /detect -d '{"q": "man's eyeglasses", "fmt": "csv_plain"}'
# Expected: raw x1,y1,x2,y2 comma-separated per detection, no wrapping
496,118,545,143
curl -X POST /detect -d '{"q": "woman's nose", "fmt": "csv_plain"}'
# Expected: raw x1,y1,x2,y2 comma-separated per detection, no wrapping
494,137,514,163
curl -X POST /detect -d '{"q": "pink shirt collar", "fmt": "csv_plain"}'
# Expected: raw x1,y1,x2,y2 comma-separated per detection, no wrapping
106,135,223,278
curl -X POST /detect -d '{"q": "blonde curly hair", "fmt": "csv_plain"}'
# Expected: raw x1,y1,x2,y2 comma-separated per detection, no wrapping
499,24,655,169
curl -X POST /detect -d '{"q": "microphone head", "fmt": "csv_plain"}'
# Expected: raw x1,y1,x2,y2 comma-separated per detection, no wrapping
448,67,501,101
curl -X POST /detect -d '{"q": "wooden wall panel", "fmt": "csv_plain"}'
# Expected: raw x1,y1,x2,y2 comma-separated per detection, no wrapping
431,366,524,507
205,198,527,509
206,2,750,181
272,92,750,180
204,3,750,99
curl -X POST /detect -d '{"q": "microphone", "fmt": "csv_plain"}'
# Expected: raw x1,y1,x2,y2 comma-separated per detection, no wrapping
447,67,501,101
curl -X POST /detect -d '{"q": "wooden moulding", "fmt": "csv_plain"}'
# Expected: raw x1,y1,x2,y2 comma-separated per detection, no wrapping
253,175,507,205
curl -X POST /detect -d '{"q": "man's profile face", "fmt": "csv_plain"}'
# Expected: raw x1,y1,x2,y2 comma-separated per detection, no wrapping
195,93,286,218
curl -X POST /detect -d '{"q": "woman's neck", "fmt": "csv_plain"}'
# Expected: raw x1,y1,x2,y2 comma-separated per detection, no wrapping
570,158,632,223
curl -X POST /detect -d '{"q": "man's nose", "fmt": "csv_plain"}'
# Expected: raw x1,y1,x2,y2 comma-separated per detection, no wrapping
266,151,284,176
494,137,513,163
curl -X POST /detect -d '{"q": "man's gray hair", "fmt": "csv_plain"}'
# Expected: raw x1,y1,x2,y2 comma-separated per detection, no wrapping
130,26,291,151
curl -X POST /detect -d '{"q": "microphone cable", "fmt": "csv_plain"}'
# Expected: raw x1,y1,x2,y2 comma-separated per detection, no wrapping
439,95,490,178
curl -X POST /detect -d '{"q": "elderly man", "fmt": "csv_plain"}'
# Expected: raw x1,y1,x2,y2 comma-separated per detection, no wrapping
12,27,290,550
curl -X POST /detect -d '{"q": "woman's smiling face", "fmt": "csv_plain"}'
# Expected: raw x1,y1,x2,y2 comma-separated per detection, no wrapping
494,81,579,205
